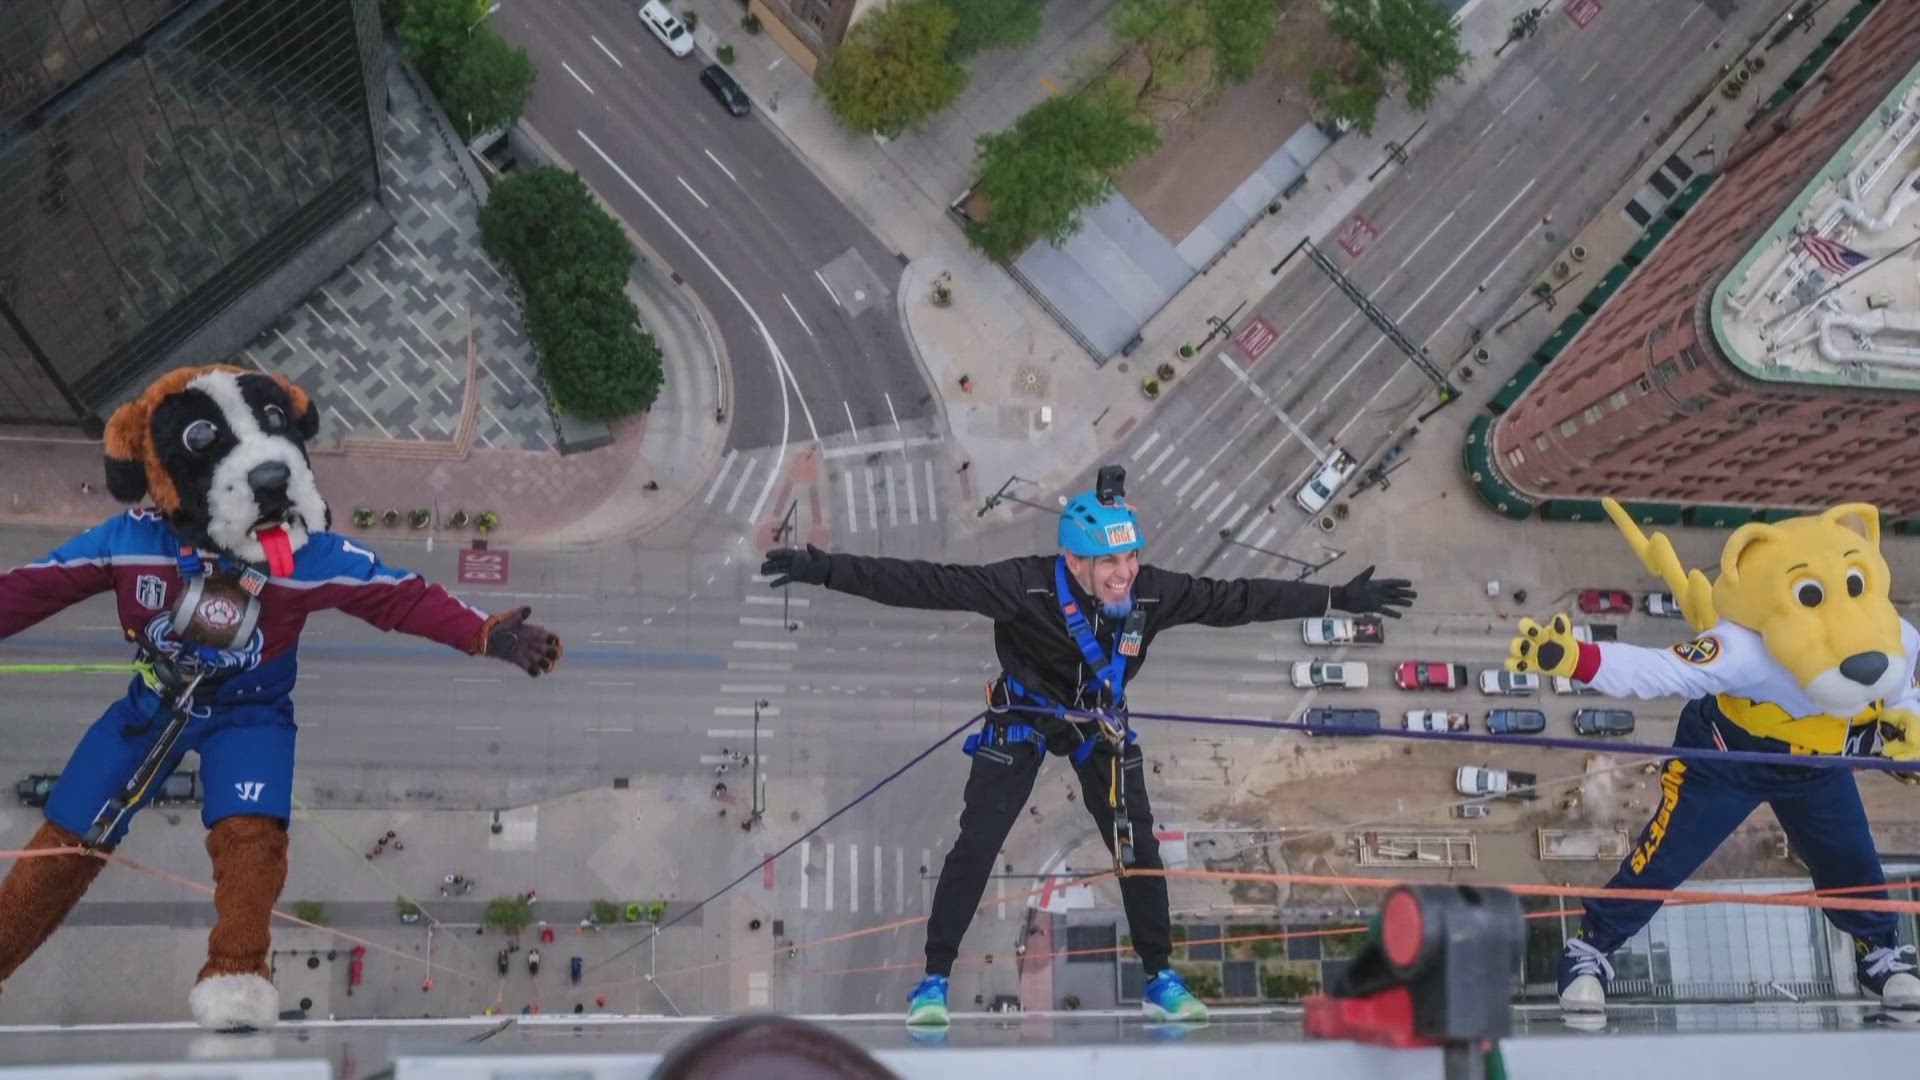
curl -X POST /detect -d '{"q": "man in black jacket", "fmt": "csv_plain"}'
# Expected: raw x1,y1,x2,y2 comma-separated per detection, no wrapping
760,474,1414,1026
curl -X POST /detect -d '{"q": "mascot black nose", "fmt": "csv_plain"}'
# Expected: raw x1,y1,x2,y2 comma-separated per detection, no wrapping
247,461,291,495
1839,651,1889,686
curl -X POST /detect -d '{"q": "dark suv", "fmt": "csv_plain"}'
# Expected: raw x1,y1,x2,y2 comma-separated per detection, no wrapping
1573,709,1635,736
1486,709,1547,735
1303,707,1381,737
701,65,751,116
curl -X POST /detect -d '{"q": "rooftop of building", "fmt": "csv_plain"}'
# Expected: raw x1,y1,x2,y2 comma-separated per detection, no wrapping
1714,58,1920,391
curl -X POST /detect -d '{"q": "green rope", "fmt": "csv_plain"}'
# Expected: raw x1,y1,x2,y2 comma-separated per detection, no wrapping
1487,1041,1508,1080
0,662,136,674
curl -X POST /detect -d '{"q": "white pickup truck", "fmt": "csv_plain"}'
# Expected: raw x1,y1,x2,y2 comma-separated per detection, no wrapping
1455,766,1540,800
1291,660,1370,690
1295,449,1359,514
1301,615,1385,647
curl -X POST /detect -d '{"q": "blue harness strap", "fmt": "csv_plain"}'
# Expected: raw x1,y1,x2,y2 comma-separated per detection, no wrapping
1055,556,1129,706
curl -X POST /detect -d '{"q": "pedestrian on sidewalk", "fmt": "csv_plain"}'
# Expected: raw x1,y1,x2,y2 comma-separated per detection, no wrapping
596,995,608,1008
713,782,728,797
645,481,660,491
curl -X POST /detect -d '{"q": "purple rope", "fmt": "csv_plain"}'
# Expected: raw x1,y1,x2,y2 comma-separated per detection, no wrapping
1005,704,1920,773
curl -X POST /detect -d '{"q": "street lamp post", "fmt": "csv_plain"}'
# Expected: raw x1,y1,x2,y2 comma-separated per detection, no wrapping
771,499,800,630
1217,529,1346,580
750,699,768,827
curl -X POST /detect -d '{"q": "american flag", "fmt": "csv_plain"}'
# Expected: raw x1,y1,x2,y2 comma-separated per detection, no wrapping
1800,234,1870,276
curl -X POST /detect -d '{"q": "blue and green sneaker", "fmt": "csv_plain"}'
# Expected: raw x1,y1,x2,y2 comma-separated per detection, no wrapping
1142,969,1209,1022
906,974,950,1027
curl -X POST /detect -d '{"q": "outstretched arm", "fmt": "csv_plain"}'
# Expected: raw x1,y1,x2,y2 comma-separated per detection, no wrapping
0,516,125,641
1507,613,1754,700
761,546,1026,619
1149,564,1416,628
306,535,560,675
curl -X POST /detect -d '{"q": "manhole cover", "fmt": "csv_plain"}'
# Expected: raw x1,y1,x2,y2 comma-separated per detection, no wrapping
854,290,866,302
1011,365,1050,398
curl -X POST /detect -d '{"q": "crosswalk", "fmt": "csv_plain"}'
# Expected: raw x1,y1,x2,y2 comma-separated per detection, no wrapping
794,838,938,915
1127,427,1298,569
701,433,953,541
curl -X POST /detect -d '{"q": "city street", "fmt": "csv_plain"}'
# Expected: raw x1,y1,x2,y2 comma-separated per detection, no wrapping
495,0,938,466
1052,0,1779,582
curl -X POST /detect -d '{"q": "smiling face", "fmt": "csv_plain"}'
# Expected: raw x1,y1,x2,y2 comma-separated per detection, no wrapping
103,366,325,572
1712,505,1906,715
1065,550,1139,610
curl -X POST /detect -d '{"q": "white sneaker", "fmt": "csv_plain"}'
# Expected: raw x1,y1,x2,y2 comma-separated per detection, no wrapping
1556,938,1612,1015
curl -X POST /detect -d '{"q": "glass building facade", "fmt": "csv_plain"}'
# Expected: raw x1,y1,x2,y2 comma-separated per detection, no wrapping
0,0,385,426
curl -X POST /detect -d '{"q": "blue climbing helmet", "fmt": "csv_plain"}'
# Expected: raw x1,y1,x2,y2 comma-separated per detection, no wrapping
1058,491,1145,556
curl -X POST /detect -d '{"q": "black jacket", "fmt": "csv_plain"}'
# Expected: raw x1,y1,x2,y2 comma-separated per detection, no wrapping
821,553,1334,713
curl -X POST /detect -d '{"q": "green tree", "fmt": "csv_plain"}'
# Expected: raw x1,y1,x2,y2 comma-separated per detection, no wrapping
526,273,665,419
441,30,536,140
1203,0,1280,84
940,0,1044,60
817,0,968,137
1314,0,1466,133
397,0,494,85
479,167,632,281
965,90,1159,263
484,894,534,933
1113,0,1210,105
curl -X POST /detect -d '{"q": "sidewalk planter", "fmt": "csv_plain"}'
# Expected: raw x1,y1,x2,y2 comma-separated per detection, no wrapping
351,507,376,529
477,510,500,534
381,509,401,527
1318,515,1336,532
448,510,470,529
741,12,761,32
1141,377,1161,400
717,43,735,64
1463,416,1535,522
647,901,667,924
408,508,432,530
1179,344,1194,359
1156,363,1176,383
625,902,644,924
291,900,328,925
1569,244,1587,262
1474,347,1491,364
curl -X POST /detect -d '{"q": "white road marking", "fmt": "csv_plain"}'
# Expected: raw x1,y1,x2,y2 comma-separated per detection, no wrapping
801,839,811,909
885,392,901,433
843,399,857,433
708,728,777,738
745,595,809,606
587,726,634,733
591,35,624,67
1221,504,1250,532
703,148,738,185
1216,355,1322,457
816,269,842,306
725,455,759,514
844,470,860,533
874,845,884,913
733,640,800,651
850,843,860,914
1404,180,1538,320
1255,525,1278,549
1580,60,1601,83
896,846,906,914
456,725,504,731
719,683,788,693
729,661,793,672
1147,444,1177,476
1501,74,1540,116
1206,490,1235,523
454,678,502,684
1380,211,1457,289
864,467,878,529
740,615,801,628
578,132,816,527
886,466,900,527
705,449,738,504
825,842,835,912
1176,467,1206,498
677,176,708,208
781,292,812,337
1192,478,1221,511
904,459,920,525
562,62,595,95
924,460,940,522
715,706,780,717
1131,430,1162,461
587,681,636,688
1162,456,1191,488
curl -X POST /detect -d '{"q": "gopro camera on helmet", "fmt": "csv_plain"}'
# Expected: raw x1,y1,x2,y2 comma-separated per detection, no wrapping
1095,465,1127,507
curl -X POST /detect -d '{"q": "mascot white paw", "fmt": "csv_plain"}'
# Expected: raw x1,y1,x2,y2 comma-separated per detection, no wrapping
190,972,280,1032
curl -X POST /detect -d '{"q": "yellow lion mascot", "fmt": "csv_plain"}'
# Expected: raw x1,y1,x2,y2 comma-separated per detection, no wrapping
1506,499,1920,1015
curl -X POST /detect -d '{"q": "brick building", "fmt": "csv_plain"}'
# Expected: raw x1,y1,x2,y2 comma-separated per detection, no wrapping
1485,0,1920,523
748,0,895,76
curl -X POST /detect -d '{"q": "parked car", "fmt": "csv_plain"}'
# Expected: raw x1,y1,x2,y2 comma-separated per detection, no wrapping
1479,670,1540,695
1395,661,1468,691
1294,449,1359,514
1404,709,1468,732
1292,660,1370,690
1553,676,1603,696
700,64,752,116
638,0,694,56
1486,708,1547,735
1452,802,1491,819
1643,591,1685,618
1570,623,1618,643
1304,707,1382,737
1455,766,1539,800
1573,708,1636,736
15,770,199,807
1579,589,1634,615
1301,615,1385,647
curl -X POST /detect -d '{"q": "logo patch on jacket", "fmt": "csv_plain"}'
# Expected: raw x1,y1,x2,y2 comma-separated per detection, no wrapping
1672,636,1721,665
135,574,168,610
1118,630,1143,657
1104,522,1137,547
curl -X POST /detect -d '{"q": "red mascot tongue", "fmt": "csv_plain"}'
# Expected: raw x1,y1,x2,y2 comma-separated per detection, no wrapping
258,525,295,578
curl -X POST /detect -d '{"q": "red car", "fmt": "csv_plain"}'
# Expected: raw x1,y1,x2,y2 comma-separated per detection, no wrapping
1579,589,1634,615
1396,661,1469,691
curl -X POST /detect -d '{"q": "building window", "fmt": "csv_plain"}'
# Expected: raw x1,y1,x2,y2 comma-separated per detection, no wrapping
810,10,826,27
1585,405,1605,424
1680,347,1702,371
1507,449,1526,468
1635,377,1653,394
1560,419,1580,438
1609,390,1630,410
1534,434,1552,452
1654,359,1681,383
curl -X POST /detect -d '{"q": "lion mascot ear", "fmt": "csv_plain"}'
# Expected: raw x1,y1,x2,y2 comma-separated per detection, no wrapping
102,399,152,504
1821,503,1880,546
267,374,320,443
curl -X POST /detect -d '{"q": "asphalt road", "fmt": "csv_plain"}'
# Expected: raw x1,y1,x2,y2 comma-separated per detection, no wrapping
1054,0,1781,583
495,0,937,457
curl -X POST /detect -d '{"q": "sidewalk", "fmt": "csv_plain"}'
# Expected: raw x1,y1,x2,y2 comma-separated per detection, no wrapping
687,0,1555,521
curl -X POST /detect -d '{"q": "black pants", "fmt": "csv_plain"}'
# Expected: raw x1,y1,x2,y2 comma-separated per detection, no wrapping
924,737,1170,977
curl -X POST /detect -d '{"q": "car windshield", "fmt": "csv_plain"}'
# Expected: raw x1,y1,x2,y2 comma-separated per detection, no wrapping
1309,480,1332,498
669,23,686,36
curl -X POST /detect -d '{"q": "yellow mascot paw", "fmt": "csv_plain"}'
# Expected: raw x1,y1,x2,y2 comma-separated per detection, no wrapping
1879,711,1920,785
1506,613,1583,679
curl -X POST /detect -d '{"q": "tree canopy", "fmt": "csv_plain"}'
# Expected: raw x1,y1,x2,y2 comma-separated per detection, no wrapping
1314,0,1467,134
1203,0,1281,85
817,1,970,138
939,0,1044,60
394,0,535,140
965,89,1159,264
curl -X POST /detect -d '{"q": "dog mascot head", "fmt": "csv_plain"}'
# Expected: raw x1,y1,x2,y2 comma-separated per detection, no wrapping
102,365,326,577
1606,497,1905,716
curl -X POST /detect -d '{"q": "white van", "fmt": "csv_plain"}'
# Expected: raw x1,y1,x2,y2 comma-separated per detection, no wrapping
639,1,694,56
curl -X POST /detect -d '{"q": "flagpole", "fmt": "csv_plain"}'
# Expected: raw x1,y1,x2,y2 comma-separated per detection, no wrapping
1763,232,1920,332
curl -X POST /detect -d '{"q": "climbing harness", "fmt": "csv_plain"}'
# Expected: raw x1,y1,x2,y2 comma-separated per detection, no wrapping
84,545,268,850
968,557,1146,875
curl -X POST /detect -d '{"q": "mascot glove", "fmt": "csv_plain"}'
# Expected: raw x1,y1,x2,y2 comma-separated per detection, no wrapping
1879,710,1920,785
477,606,563,677
761,545,832,589
1506,613,1584,679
